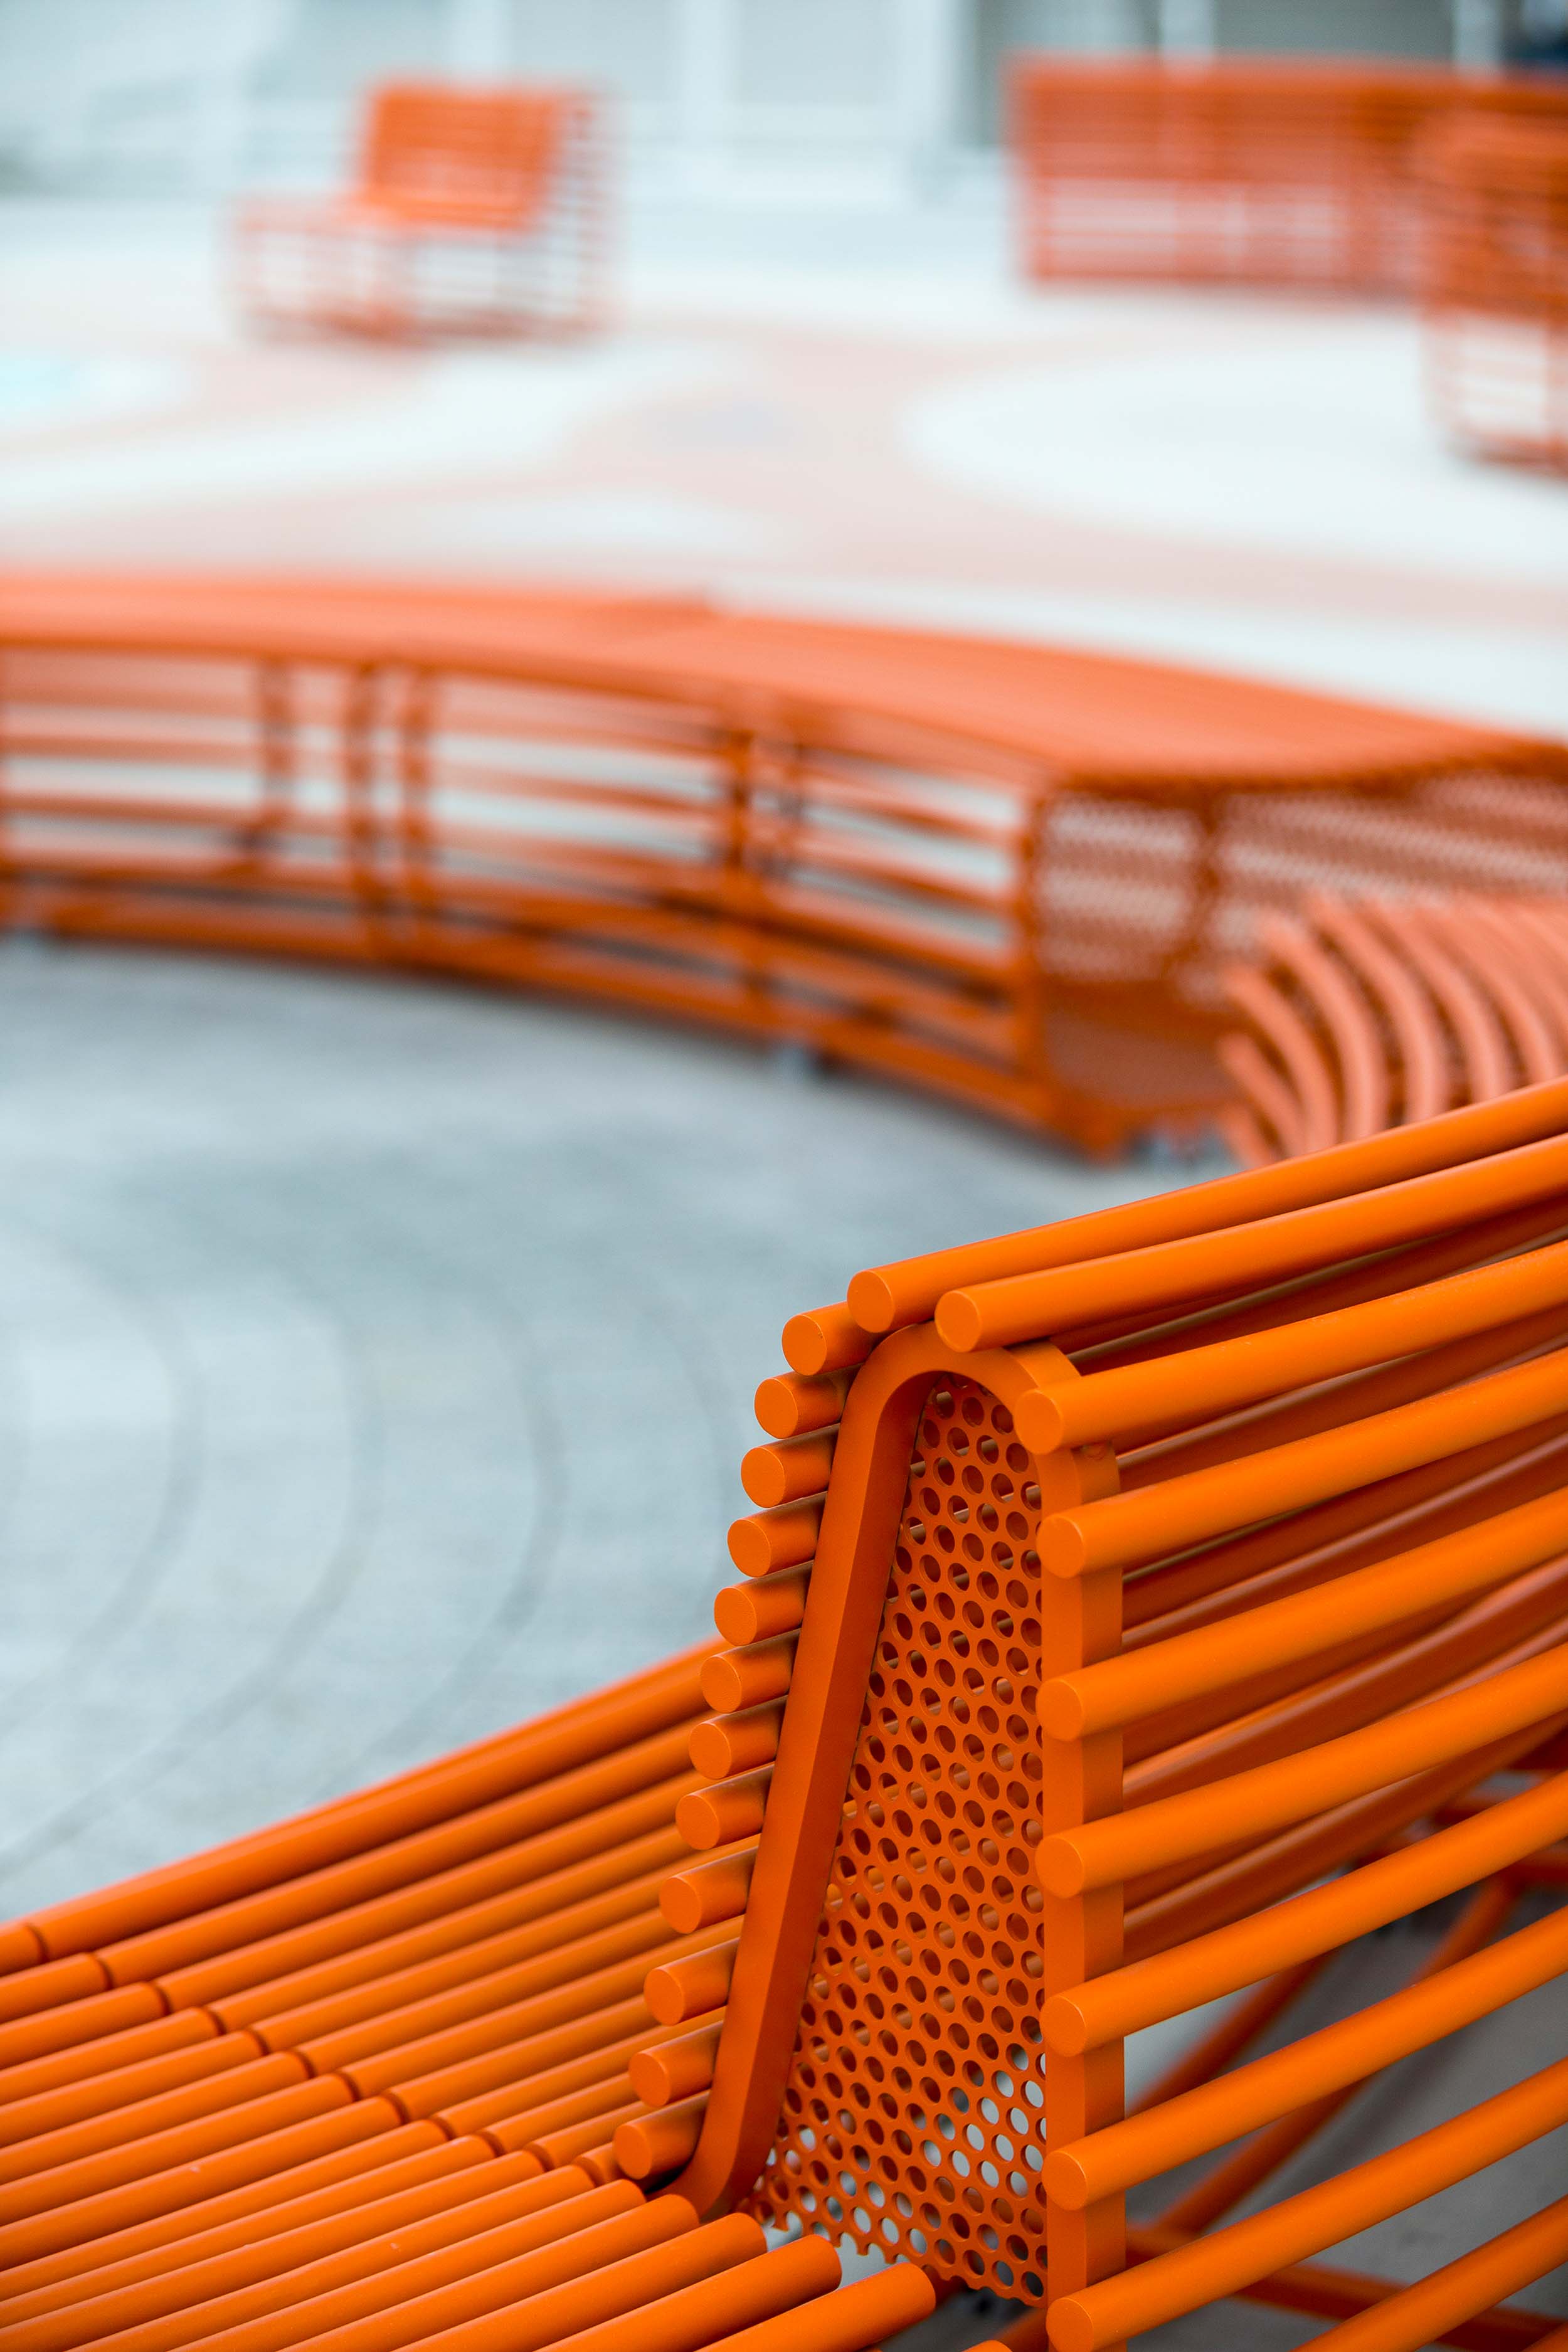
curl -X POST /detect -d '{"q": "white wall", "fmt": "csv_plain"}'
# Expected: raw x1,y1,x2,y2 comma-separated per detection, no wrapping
0,0,1515,195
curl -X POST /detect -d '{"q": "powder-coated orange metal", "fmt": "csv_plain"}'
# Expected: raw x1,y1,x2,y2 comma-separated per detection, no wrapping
233,84,608,341
1222,894,1568,1163
1422,115,1568,475
1,575,1565,1157
1009,56,1568,294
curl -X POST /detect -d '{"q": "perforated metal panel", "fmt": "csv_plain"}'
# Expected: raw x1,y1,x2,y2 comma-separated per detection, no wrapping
745,1372,1049,2300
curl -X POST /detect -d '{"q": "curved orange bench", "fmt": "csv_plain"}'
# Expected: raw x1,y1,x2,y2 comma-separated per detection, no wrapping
233,83,607,341
6,1083,1568,2346
1220,894,1568,1163
3,573,1565,1158
1008,55,1568,294
1421,114,1568,475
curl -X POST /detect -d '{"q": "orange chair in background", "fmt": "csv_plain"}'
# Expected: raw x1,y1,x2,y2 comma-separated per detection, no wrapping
1008,56,1568,294
1421,114,1568,475
233,83,608,341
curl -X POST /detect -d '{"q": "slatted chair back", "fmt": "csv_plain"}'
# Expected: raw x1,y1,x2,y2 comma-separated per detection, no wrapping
1009,55,1568,293
1421,114,1568,474
640,1080,1568,2345
356,83,575,231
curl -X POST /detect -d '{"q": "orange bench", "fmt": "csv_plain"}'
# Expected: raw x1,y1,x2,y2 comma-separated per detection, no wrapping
2,573,1565,1158
233,83,607,341
8,1082,1568,2346
1008,56,1568,294
1421,114,1568,475
1220,894,1568,1163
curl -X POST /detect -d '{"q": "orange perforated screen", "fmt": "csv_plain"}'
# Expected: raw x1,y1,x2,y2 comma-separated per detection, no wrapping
744,1374,1050,2300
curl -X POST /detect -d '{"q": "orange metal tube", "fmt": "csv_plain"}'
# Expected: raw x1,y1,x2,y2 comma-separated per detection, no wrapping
0,2010,215,2116
695,2260,936,2349
0,2152,558,2352
0,1980,158,2070
0,2079,360,2264
711,1573,809,1648
1048,1761,1568,2052
675,1772,771,1851
628,2023,724,2110
0,2131,471,2326
739,1436,836,1512
1021,1234,1568,1454
1049,1885,1561,2208
231,1880,670,2043
780,1307,873,1378
1047,2054,1568,2351
111,1735,697,1994
164,1815,689,2016
306,2207,757,2352
334,1956,665,2097
521,2103,644,2168
0,2079,352,2239
727,1504,822,1579
31,1647,712,1964
659,1850,756,1936
0,2048,306,2202
294,1914,682,2075
1042,1485,1568,1740
645,1941,739,2028
1309,2192,1568,2351
931,1127,1568,1353
389,1998,655,2124
1044,1343,1568,1579
1047,1640,1568,1898
433,2028,670,2140
612,2095,707,2181
752,1372,850,1441
845,1076,1568,1335
701,1638,797,1715
687,1707,783,1781
1155,1880,1517,2238
164,2187,671,2352
544,2230,842,2349
0,2033,262,2159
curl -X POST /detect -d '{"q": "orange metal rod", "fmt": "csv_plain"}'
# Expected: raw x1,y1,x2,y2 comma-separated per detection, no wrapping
131,2186,657,2352
1045,1342,1568,1579
1023,1232,1568,1452
1152,1879,1516,2236
1303,2189,1568,2349
844,1074,1568,1334
313,2207,758,2352
1047,2053,1568,2350
1040,1638,1568,1897
109,1740,699,1991
0,2130,471,2324
160,1813,691,2013
30,1648,712,1963
1049,1761,1568,2052
1044,1485,1568,1739
695,2260,935,2349
542,2230,843,2349
0,2079,363,2268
